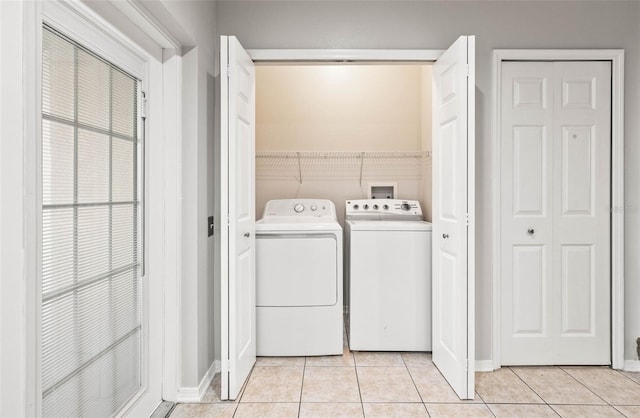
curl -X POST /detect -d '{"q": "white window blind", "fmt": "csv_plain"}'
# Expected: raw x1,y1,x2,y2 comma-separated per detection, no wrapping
41,26,142,417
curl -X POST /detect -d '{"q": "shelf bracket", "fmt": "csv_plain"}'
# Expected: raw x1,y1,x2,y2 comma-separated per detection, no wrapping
359,152,365,187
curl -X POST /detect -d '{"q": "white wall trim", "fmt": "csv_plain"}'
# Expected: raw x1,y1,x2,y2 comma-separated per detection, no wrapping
491,49,625,370
107,0,181,49
175,360,220,403
624,360,640,372
161,49,182,403
42,1,147,79
247,49,444,62
475,360,497,373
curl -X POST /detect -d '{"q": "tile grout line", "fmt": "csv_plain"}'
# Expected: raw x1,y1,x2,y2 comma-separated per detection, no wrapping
477,385,498,418
401,353,431,417
614,369,640,386
502,367,548,408
611,404,632,418
297,356,306,418
559,366,611,407
353,356,366,417
508,366,561,415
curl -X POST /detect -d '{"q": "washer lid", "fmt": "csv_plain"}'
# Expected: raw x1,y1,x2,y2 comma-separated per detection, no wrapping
346,220,432,232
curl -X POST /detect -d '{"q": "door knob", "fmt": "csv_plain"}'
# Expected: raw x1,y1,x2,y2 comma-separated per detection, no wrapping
527,228,535,235
442,233,449,239
244,232,250,238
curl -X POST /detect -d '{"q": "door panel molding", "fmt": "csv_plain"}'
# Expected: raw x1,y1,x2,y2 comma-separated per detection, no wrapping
492,49,625,371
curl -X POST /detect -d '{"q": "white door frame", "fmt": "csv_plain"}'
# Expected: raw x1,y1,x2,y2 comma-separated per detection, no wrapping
241,47,476,388
491,49,625,371
14,0,182,414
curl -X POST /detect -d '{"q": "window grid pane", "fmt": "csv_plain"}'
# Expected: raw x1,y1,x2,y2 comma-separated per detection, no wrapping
41,26,141,418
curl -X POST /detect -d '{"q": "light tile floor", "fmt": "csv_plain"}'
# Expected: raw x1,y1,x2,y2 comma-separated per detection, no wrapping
171,329,640,418
171,350,640,418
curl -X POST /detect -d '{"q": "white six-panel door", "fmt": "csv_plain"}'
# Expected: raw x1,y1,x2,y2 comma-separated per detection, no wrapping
501,61,611,365
220,36,257,399
432,35,475,400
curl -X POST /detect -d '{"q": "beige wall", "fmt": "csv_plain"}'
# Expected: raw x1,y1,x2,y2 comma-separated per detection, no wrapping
257,64,430,151
256,64,432,223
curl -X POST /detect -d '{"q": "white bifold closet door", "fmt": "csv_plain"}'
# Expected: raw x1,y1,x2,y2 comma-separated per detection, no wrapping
220,35,257,400
41,26,143,416
500,61,611,365
431,35,475,400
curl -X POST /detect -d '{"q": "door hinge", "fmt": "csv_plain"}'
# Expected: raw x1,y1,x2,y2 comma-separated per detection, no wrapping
466,64,470,78
465,213,469,226
140,91,148,119
227,65,230,79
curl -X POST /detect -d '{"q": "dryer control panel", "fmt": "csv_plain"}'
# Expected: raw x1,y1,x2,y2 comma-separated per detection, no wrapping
262,199,337,219
345,199,423,221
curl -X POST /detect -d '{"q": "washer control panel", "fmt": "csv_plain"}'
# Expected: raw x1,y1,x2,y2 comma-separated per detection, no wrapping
262,199,337,218
345,199,423,221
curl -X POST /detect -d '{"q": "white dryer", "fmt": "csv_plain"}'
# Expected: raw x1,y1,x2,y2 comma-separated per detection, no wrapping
345,199,432,351
255,199,343,356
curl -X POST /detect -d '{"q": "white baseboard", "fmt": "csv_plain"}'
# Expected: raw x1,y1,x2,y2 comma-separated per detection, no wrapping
176,360,221,403
475,360,496,372
624,360,640,372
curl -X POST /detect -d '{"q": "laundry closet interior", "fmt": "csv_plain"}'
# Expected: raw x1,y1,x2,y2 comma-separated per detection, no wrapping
254,62,433,224
252,60,435,354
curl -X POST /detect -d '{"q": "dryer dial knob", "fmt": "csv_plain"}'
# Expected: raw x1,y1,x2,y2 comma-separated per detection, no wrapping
383,204,389,210
353,204,359,210
363,204,369,210
401,203,411,211
294,203,305,213
373,204,379,210
310,205,318,211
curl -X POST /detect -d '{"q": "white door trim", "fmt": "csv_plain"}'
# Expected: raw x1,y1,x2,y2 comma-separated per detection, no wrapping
491,49,625,371
38,0,183,412
247,49,444,62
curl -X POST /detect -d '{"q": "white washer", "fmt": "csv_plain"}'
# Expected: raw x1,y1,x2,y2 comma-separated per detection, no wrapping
345,199,432,351
255,199,343,356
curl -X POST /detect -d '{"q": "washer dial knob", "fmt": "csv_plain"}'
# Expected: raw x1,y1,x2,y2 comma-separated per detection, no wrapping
373,204,379,210
294,203,305,213
310,205,318,211
353,204,359,210
401,203,411,211
363,204,369,210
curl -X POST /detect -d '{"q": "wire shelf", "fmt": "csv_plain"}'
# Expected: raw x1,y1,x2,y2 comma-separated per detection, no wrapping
256,151,431,184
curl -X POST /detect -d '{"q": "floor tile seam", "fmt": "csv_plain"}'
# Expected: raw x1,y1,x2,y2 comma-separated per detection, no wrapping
614,369,640,386
351,361,366,417
507,366,554,406
612,404,633,418
354,364,407,367
236,364,254,402
402,354,429,412
297,357,307,418
229,399,241,418
253,365,305,368
559,366,613,406
423,402,497,418
549,403,631,418
479,366,545,405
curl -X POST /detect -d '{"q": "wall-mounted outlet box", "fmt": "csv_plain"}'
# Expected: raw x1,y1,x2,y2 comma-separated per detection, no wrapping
367,182,398,199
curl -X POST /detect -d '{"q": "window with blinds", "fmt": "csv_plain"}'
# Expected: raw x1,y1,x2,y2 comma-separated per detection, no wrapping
41,26,142,417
